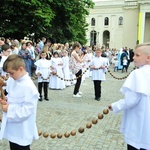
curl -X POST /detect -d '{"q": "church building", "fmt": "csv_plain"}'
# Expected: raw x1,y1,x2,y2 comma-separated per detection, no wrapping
86,0,150,49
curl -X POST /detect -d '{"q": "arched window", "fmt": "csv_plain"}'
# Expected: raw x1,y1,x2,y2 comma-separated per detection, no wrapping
91,18,95,26
119,16,123,25
104,17,109,26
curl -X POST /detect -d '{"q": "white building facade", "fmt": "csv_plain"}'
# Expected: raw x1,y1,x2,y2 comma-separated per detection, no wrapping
86,0,150,49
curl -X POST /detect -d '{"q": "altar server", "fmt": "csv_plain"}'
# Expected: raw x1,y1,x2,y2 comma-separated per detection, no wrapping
0,54,39,150
108,43,150,150
34,51,51,101
90,48,107,101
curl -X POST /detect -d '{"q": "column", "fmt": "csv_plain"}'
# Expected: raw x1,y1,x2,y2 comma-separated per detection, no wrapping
138,12,146,44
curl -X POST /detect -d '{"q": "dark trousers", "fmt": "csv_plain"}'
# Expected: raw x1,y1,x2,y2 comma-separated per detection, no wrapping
73,69,82,95
127,60,130,68
122,65,128,72
9,141,30,150
93,80,101,98
38,82,48,98
127,144,146,150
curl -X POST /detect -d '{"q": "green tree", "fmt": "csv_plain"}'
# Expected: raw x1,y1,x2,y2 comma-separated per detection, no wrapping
0,0,94,44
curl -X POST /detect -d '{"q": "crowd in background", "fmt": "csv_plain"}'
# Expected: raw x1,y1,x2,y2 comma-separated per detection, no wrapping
0,36,134,90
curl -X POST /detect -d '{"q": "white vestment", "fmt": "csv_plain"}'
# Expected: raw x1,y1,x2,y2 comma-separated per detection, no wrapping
34,58,51,82
90,56,107,81
0,74,39,146
62,56,71,86
49,57,65,89
111,65,150,149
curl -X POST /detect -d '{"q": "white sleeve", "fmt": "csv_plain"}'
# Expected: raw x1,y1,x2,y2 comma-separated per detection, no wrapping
111,89,141,114
35,66,40,74
7,92,38,123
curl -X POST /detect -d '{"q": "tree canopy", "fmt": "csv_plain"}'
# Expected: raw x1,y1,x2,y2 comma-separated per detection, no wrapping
0,0,94,44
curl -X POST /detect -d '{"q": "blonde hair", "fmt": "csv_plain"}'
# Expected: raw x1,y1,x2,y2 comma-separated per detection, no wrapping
42,45,49,52
61,50,67,54
135,43,150,55
96,48,103,52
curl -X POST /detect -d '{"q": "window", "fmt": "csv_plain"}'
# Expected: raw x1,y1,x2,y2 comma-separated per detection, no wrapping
119,16,123,25
104,17,109,26
91,18,95,26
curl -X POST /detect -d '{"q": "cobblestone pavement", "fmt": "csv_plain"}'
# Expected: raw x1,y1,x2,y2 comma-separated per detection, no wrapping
0,63,135,150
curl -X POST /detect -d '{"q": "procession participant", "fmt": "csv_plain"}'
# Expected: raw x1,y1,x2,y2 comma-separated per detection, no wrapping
49,51,65,90
61,50,71,87
0,54,39,150
90,48,107,101
108,43,150,150
34,51,51,101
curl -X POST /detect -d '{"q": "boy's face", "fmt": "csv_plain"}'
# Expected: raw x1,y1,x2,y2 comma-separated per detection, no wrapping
133,47,150,67
6,67,24,80
96,51,102,57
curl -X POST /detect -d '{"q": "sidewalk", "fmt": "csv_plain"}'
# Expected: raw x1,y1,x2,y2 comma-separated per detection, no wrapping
0,63,135,150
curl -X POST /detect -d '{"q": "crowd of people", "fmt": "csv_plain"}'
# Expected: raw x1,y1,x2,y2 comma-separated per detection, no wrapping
0,37,135,100
1,36,150,150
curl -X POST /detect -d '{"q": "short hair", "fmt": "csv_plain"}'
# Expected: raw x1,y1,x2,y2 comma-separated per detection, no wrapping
135,43,150,55
135,43,150,49
96,48,103,52
3,54,25,72
1,44,10,51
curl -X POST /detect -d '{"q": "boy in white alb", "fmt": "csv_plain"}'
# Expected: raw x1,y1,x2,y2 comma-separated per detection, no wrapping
0,54,39,150
108,43,150,150
90,48,107,101
34,51,52,101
